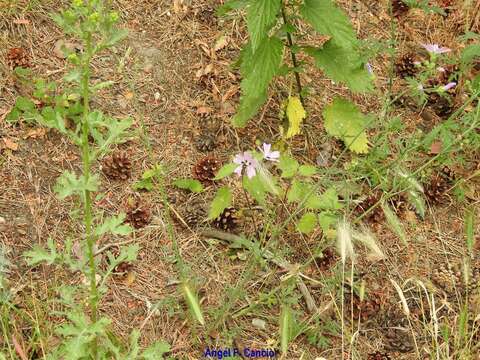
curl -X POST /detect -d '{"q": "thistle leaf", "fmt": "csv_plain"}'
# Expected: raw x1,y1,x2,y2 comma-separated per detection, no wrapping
233,37,284,127
246,0,281,51
285,96,306,138
300,0,357,49
322,97,370,154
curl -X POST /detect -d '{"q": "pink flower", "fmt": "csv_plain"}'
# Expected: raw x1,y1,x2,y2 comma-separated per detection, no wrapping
421,44,451,55
260,143,280,162
233,152,258,179
442,82,456,91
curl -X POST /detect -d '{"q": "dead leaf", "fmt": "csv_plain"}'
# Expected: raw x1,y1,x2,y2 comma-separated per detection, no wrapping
13,19,30,25
125,272,136,286
195,63,213,78
24,128,47,139
2,138,18,151
430,140,442,154
196,106,213,115
214,35,229,52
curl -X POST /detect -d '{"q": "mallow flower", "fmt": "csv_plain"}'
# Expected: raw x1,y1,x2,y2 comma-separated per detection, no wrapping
233,152,258,179
442,82,456,91
260,143,280,162
421,44,451,55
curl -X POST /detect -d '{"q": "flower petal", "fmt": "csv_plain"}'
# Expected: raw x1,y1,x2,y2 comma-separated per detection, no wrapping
246,165,256,179
234,165,243,176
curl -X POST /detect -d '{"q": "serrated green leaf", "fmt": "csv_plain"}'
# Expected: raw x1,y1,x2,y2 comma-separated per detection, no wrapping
94,213,131,237
297,212,317,234
322,97,370,154
307,40,373,92
15,96,36,112
247,0,281,51
214,163,238,180
173,178,204,193
278,156,299,178
216,0,248,16
208,186,232,220
287,180,306,203
64,69,81,83
285,96,306,138
257,166,280,196
461,44,480,65
105,28,129,46
243,174,267,204
54,171,100,199
298,165,317,176
24,238,58,266
301,0,357,49
318,211,337,232
317,187,342,210
233,37,284,127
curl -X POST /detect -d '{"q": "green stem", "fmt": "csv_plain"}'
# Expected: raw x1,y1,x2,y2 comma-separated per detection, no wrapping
81,33,99,356
281,2,303,104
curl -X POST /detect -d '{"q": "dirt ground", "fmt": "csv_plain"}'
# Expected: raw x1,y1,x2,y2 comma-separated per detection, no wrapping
1,0,480,359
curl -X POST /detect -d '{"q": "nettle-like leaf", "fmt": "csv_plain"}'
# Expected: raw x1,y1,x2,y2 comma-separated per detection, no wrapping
243,174,268,204
322,97,370,154
246,0,281,51
278,155,299,178
285,96,307,138
216,0,249,16
300,0,357,49
307,40,372,93
214,163,238,180
208,186,232,220
233,36,284,127
173,178,204,193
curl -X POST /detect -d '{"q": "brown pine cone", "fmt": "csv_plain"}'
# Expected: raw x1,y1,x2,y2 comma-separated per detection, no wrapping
192,156,221,183
102,151,132,180
6,47,30,69
213,207,239,231
355,192,384,224
432,262,464,296
367,351,391,360
314,248,338,271
177,203,206,228
344,291,382,322
391,0,409,18
125,198,151,229
395,53,418,79
428,93,454,118
195,133,216,152
381,306,414,353
424,173,450,204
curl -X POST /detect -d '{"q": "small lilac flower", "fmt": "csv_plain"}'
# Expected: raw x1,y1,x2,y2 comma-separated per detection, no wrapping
442,82,456,91
421,44,451,55
233,152,258,179
365,62,373,75
260,143,280,162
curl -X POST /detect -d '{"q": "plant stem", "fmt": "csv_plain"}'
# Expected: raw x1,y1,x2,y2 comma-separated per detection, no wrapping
80,33,98,356
281,2,304,104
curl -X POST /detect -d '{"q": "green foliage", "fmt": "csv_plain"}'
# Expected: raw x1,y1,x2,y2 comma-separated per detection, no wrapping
297,212,317,234
214,163,239,180
323,97,370,153
278,155,299,178
94,213,131,237
25,238,59,266
246,0,281,51
208,186,232,220
232,37,284,127
173,178,204,193
133,164,164,191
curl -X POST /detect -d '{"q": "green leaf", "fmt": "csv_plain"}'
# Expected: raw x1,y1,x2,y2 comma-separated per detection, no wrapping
287,180,306,203
285,96,307,138
15,96,36,112
94,213,131,237
307,40,373,92
256,166,280,197
243,174,267,204
64,69,81,83
208,186,232,220
24,238,58,266
181,281,205,326
173,178,204,193
105,28,129,46
278,156,299,178
322,97,370,154
382,203,407,245
214,163,238,180
232,37,284,127
297,212,317,234
54,171,100,199
279,305,292,354
298,165,317,176
246,0,281,51
461,43,480,65
216,0,248,16
142,341,171,359
317,187,342,210
318,211,338,232
133,165,163,191
300,0,357,49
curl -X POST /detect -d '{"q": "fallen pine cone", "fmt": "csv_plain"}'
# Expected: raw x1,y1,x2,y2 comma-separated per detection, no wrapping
125,198,151,229
6,47,30,69
192,155,221,183
101,151,132,180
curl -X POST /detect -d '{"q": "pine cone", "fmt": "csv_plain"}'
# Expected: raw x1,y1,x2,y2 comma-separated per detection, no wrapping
125,198,151,229
381,306,414,353
432,262,464,296
344,291,382,322
102,151,132,180
440,165,456,182
314,248,338,271
195,133,216,152
192,156,221,183
355,192,384,224
395,53,417,79
428,93,454,117
178,204,206,228
424,173,450,204
391,0,409,18
367,351,391,360
213,207,239,231
6,47,30,69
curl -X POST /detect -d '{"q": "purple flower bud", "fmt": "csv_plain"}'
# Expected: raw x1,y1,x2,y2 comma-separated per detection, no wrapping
442,82,456,91
421,44,451,55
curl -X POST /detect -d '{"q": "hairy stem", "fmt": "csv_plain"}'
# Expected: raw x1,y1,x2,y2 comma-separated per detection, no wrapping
281,2,303,104
80,32,98,356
